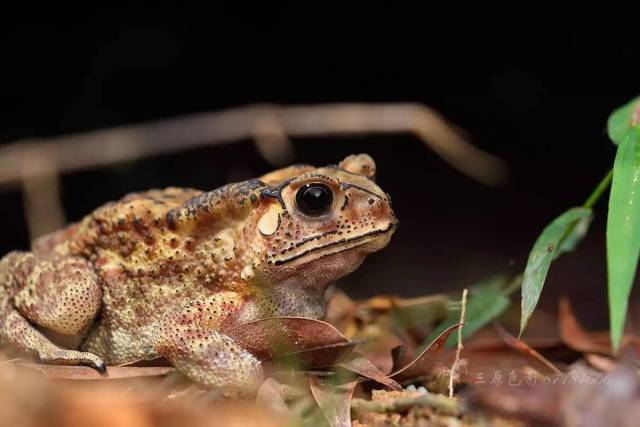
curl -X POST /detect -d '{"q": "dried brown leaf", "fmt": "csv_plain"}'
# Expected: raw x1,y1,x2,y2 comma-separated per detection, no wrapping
325,290,358,335
226,316,353,368
467,364,640,426
390,323,461,382
584,353,619,373
18,363,175,380
337,352,402,391
559,297,613,355
494,324,561,375
310,376,357,427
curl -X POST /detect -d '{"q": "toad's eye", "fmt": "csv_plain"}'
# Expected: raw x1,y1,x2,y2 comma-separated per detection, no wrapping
295,183,334,216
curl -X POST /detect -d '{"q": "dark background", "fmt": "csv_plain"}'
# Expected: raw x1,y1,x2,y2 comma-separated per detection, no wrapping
1,7,638,330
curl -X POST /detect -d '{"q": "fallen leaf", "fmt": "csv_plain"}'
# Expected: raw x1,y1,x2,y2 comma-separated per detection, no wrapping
494,323,561,375
467,363,640,427
584,353,618,373
18,364,175,380
559,297,612,355
337,352,402,390
390,323,461,383
310,375,357,427
226,317,353,368
325,290,358,335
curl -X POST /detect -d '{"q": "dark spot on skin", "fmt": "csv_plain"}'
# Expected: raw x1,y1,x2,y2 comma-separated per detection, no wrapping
144,232,155,245
250,194,258,203
166,211,177,230
368,198,374,205
132,218,148,234
341,195,350,211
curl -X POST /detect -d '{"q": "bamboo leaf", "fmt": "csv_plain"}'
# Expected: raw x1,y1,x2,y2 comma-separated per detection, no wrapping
608,96,640,145
520,207,593,336
607,126,640,351
556,213,592,255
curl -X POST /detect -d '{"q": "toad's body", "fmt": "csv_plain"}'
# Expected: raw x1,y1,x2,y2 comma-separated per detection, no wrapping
0,154,396,393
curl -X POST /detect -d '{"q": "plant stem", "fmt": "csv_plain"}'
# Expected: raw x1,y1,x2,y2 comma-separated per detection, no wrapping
449,288,468,398
583,169,613,209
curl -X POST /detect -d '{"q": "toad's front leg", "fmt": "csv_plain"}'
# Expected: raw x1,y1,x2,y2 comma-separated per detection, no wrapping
151,293,263,395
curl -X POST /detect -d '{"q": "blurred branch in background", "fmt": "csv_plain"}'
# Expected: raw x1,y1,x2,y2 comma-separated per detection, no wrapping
20,151,66,240
0,103,507,239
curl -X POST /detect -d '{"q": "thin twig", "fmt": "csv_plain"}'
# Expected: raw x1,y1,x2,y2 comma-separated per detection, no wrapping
0,103,507,189
449,288,468,398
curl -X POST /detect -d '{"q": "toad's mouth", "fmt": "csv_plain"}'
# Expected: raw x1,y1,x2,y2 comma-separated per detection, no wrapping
271,222,397,266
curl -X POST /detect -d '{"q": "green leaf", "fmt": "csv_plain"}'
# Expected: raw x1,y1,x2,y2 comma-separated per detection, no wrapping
423,276,511,350
556,213,593,256
608,97,640,145
520,207,593,336
389,295,451,332
607,126,640,351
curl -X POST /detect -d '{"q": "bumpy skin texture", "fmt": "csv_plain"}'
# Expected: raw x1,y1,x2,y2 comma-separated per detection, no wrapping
0,154,397,394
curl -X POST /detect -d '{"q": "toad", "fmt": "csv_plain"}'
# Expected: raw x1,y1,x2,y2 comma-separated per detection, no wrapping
0,154,397,393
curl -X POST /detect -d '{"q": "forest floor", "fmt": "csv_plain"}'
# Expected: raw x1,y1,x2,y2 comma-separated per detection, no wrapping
1,287,638,427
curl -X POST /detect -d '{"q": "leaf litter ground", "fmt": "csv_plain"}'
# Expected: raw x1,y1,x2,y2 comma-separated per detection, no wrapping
1,285,639,427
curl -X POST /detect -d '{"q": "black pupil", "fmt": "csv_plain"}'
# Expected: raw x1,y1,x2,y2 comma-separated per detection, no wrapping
296,184,333,216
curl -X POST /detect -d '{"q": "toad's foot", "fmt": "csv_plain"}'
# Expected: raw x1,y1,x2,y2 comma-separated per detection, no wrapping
39,345,107,373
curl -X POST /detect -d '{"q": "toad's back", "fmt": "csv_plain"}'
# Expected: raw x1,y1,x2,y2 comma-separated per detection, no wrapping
34,187,242,361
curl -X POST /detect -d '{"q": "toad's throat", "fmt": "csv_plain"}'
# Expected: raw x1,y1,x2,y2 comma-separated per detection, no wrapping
272,223,396,266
